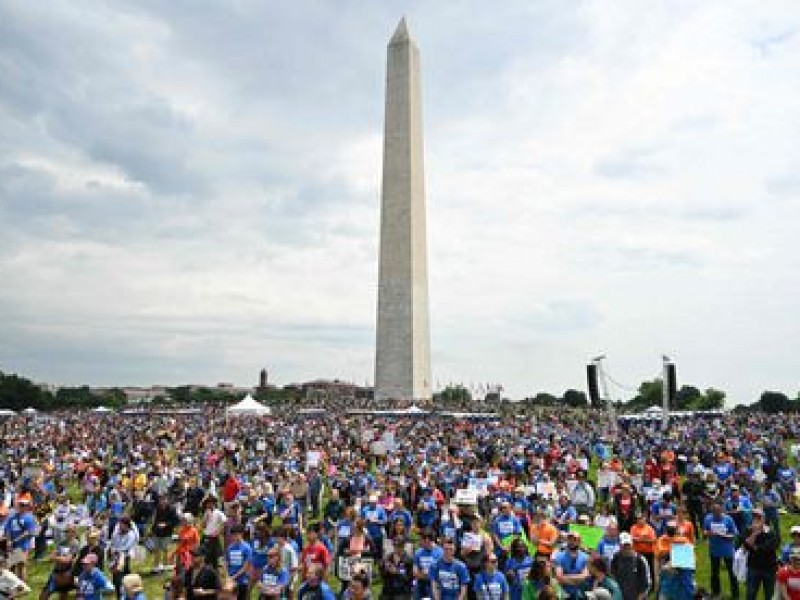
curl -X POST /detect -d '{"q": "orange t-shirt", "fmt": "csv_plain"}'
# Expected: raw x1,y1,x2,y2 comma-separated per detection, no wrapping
531,521,559,556
655,534,690,558
677,520,696,544
630,523,657,555
176,525,200,555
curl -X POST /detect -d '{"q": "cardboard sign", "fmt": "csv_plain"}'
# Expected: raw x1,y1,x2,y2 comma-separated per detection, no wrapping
670,544,696,570
454,489,478,506
337,557,374,581
306,451,321,469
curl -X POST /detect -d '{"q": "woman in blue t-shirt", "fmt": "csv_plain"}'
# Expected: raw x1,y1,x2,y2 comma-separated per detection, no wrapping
504,539,533,600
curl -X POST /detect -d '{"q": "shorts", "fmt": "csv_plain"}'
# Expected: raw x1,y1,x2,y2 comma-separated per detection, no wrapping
153,536,172,552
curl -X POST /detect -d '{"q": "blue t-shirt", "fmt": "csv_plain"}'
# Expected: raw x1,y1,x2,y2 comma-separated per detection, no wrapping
553,549,589,596
260,566,290,598
360,504,387,540
4,512,37,550
430,558,471,600
505,555,533,600
78,568,114,600
414,546,444,577
597,537,621,566
703,514,738,558
227,540,254,583
250,537,275,571
492,515,522,540
297,581,336,600
474,571,509,600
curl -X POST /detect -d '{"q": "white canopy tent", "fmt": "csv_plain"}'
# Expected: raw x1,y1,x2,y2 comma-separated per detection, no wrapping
227,394,271,416
92,406,113,413
0,409,17,417
22,407,38,414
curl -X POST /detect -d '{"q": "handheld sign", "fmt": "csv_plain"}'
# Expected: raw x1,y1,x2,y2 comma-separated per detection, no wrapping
670,544,696,570
568,524,605,552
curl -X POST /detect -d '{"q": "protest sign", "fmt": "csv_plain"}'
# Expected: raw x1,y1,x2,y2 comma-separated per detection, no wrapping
337,557,374,581
569,524,604,552
670,544,696,570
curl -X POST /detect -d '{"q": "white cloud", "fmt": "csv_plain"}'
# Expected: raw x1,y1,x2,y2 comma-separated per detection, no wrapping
0,0,799,403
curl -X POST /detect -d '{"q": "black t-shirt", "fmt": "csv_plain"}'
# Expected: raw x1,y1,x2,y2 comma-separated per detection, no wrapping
185,565,221,600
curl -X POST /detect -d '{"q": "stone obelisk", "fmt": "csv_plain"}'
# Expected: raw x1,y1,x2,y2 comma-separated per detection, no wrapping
374,18,431,403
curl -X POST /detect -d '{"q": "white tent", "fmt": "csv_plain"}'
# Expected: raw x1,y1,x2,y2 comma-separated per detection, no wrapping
227,394,271,416
92,406,113,413
643,405,663,414
0,409,16,417
22,407,38,414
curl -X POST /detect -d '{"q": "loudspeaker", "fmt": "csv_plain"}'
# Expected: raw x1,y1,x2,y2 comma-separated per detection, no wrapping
587,364,601,407
666,363,677,409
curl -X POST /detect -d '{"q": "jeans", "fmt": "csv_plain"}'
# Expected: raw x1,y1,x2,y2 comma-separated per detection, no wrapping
710,555,738,598
746,569,775,600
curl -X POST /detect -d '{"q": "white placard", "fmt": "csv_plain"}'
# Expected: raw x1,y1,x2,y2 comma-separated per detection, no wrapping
306,451,321,469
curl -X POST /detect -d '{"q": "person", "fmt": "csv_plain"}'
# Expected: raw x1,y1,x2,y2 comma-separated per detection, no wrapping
75,528,106,577
777,547,800,599
552,531,590,600
741,509,778,600
296,565,336,600
473,555,508,600
77,553,115,600
109,517,138,600
151,494,180,573
520,561,561,600
225,524,253,600
275,527,300,595
609,532,650,600
4,498,37,581
258,548,290,600
300,524,331,580
528,510,558,562
361,494,388,561
654,522,694,600
323,489,345,533
630,513,656,586
596,525,621,569
41,545,76,600
184,547,221,600
121,574,146,600
201,495,226,569
430,538,470,600
586,556,622,600
782,526,800,564
0,552,30,598
492,503,522,565
703,502,739,599
381,538,414,600
342,572,372,600
461,516,491,588
504,539,533,600
413,530,443,600
569,473,596,517
172,513,201,576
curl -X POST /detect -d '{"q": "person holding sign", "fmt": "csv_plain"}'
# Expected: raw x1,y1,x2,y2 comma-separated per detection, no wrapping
703,502,739,599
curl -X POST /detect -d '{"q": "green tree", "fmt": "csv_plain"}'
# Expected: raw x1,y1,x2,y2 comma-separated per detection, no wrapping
562,389,588,408
436,385,472,404
759,391,790,413
674,385,703,410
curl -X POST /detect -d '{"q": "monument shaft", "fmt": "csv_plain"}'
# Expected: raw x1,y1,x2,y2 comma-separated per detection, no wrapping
375,19,431,403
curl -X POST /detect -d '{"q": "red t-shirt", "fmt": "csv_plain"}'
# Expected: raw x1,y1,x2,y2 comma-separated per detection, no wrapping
778,566,800,599
301,541,330,573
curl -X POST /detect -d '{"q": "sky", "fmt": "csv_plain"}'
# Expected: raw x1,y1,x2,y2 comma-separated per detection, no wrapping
1,1,799,405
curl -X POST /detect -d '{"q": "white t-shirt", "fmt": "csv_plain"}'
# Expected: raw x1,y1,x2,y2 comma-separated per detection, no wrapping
204,509,226,536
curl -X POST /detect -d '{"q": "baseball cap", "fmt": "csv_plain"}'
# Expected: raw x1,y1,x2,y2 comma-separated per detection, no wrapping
619,532,633,545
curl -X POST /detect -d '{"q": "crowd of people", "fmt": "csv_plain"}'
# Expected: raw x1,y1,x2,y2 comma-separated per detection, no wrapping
1,405,800,600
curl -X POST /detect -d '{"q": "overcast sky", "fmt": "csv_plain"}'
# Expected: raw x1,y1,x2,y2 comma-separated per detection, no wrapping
1,1,799,404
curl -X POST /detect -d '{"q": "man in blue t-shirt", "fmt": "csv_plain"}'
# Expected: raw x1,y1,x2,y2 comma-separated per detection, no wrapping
491,503,522,554
473,554,509,600
430,538,470,600
360,494,387,559
4,499,37,581
553,531,590,600
703,502,739,599
226,525,253,600
414,531,444,600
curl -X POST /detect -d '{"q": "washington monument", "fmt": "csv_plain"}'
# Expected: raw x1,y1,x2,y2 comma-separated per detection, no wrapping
374,18,432,403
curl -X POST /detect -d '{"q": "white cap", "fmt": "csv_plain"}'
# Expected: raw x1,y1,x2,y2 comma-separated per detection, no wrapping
619,532,633,544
